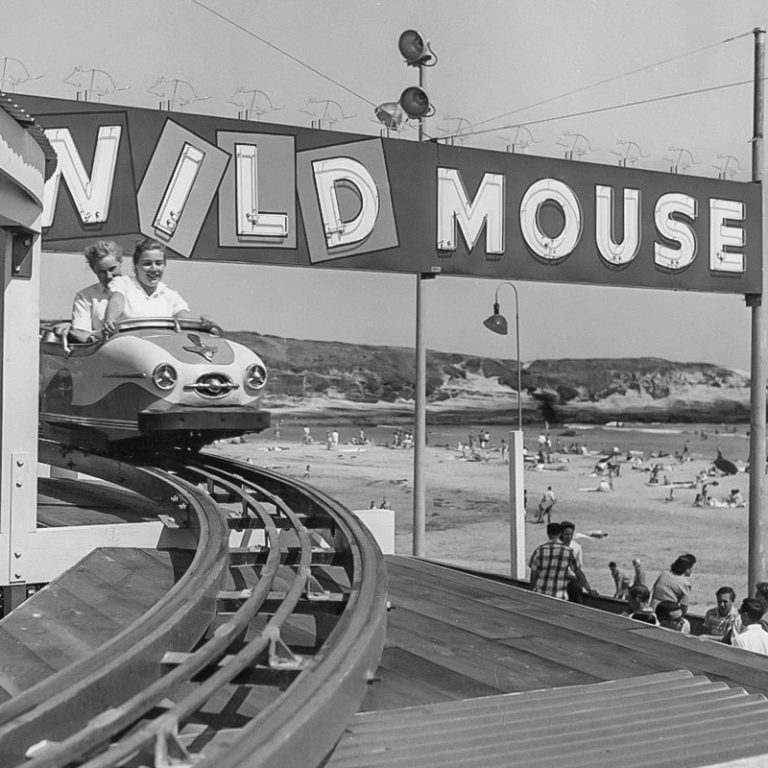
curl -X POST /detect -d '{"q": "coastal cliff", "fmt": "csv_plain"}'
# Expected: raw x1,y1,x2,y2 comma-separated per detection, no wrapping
229,331,751,425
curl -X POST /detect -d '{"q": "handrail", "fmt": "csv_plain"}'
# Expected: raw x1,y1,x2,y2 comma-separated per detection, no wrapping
0,444,230,765
3,446,387,768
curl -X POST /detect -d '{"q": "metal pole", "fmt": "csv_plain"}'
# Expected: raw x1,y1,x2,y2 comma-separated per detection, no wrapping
417,61,425,142
413,274,427,556
412,59,428,557
512,286,522,431
748,27,767,595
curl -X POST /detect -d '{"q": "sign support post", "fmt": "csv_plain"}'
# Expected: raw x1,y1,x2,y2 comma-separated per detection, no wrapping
748,26,767,594
413,58,429,558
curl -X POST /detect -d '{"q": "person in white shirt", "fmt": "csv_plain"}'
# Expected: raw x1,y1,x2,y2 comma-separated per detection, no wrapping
55,240,124,342
731,598,768,656
104,238,190,331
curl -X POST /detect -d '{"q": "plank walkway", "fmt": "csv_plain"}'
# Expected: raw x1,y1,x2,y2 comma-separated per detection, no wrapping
37,477,160,527
0,547,178,701
326,556,768,768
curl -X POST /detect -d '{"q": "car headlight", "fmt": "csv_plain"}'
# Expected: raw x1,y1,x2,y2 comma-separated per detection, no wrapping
245,362,267,390
152,363,178,390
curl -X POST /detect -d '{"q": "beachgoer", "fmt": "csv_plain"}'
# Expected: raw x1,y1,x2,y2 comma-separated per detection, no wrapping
56,240,124,342
535,486,556,523
731,598,768,655
302,426,313,445
380,496,391,510
103,238,190,331
609,561,630,599
528,522,595,600
560,520,585,603
622,584,658,625
651,553,696,615
655,600,691,634
500,439,508,464
331,430,340,450
302,464,310,479
753,582,768,632
631,558,647,588
702,586,739,641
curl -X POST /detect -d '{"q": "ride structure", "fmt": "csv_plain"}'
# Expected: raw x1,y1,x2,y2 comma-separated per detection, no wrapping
39,317,270,452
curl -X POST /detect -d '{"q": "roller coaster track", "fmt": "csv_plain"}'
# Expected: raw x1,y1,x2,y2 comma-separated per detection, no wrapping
1,441,388,767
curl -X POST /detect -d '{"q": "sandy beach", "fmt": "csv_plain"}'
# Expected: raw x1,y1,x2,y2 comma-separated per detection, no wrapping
211,423,751,614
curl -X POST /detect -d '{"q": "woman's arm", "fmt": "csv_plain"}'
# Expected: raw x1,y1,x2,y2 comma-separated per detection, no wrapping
103,292,125,334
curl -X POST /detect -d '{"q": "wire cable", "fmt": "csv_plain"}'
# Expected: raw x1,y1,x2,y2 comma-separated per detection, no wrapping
471,31,753,131
184,3,753,148
449,77,758,142
186,0,379,108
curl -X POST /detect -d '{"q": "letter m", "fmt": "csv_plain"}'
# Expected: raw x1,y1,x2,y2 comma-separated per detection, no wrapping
437,168,504,254
42,126,121,227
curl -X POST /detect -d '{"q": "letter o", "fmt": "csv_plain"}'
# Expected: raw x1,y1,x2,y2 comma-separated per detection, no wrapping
520,178,583,260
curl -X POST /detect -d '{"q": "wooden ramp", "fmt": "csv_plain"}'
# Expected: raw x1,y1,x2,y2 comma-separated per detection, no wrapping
328,670,768,768
325,556,768,767
0,547,182,701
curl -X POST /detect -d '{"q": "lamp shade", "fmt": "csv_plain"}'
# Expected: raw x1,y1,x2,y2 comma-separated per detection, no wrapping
398,29,428,64
483,303,508,335
399,86,431,118
374,102,405,129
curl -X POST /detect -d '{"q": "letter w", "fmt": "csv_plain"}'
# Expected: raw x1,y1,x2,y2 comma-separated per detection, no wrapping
42,126,121,227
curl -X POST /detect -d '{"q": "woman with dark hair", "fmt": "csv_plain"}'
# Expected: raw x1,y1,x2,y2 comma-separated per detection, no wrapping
651,553,696,615
104,238,190,331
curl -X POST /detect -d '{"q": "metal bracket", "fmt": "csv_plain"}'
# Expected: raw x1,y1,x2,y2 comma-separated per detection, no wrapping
268,628,307,670
154,718,199,768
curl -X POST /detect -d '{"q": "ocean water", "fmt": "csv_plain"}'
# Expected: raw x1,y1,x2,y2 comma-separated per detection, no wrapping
255,419,750,462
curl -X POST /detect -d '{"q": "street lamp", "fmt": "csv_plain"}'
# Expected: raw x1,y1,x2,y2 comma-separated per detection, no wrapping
483,280,526,580
483,281,522,431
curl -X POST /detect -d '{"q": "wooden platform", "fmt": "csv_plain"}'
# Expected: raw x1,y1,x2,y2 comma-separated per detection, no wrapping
37,477,161,527
0,547,182,701
327,556,768,767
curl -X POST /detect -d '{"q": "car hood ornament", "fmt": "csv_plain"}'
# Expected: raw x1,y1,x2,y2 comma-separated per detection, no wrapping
183,333,218,362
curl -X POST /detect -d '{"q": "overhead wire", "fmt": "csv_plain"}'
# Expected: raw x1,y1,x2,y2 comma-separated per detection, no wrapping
470,30,753,132
462,77,758,140
184,1,754,147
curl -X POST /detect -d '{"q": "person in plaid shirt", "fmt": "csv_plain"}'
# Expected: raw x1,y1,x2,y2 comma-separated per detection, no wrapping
702,586,739,640
529,522,596,599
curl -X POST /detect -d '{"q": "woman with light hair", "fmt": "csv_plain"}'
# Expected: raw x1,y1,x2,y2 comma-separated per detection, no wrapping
56,240,124,342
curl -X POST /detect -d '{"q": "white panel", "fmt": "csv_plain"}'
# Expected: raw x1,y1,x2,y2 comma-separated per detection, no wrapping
235,143,288,237
153,142,205,237
710,198,745,274
42,126,121,227
654,193,697,270
520,178,582,260
312,157,379,248
436,168,505,254
595,185,641,266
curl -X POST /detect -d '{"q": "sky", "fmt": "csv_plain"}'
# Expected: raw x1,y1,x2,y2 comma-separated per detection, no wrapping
5,0,768,370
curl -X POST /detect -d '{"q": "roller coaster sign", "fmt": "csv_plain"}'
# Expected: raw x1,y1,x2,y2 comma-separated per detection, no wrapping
17,94,762,294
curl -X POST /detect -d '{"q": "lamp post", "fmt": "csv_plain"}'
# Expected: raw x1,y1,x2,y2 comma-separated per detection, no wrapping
483,281,522,431
398,29,434,558
483,281,526,580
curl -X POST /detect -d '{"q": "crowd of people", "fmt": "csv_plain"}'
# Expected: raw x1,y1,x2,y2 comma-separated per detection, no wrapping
528,530,768,656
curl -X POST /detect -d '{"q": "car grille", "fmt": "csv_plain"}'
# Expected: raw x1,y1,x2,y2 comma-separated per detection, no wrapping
184,373,238,398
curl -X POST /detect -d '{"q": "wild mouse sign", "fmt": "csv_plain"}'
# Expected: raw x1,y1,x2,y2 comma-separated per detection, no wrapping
16,94,762,294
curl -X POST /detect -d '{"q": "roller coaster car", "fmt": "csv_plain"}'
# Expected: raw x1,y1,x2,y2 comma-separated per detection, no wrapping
39,317,270,452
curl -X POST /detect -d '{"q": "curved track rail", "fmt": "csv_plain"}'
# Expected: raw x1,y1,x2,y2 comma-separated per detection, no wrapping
1,442,388,768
